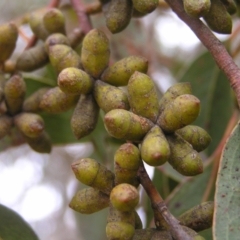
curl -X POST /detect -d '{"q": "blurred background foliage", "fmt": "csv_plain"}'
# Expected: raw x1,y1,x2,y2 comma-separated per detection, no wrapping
0,0,240,239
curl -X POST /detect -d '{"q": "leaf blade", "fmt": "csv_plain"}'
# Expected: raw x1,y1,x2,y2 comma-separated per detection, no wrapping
213,122,240,240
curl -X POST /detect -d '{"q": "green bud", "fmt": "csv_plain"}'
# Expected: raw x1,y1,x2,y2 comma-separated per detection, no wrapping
4,75,26,115
107,204,135,226
159,82,192,115
45,33,70,53
71,94,99,139
114,164,139,187
101,56,148,86
128,71,159,122
114,143,141,170
110,183,139,212
0,115,13,140
132,8,149,18
114,143,141,187
141,125,170,166
71,158,114,194
106,222,135,240
25,131,51,153
93,80,130,113
157,94,200,133
183,0,211,18
0,23,18,63
203,0,232,34
104,109,154,141
23,88,50,112
58,67,94,94
43,8,65,34
81,29,110,78
0,73,6,103
167,134,203,176
69,188,109,214
40,87,79,114
16,43,48,72
132,0,158,14
178,201,214,232
29,10,50,40
48,44,82,74
221,0,237,14
176,125,211,152
105,0,133,33
14,113,44,138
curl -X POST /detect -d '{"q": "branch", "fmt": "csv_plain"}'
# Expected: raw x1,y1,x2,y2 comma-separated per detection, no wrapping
165,0,240,108
137,162,193,240
70,0,93,34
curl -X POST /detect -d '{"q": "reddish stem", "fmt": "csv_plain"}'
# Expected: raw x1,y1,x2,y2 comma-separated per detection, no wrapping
165,0,240,108
70,0,92,34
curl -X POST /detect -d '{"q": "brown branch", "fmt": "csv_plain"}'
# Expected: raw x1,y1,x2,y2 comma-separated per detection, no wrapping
137,162,193,240
70,0,93,34
165,0,240,108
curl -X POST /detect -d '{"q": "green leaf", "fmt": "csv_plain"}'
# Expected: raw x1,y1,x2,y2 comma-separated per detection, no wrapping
213,122,240,240
40,110,77,144
0,204,39,240
167,165,214,238
167,164,213,217
179,51,234,155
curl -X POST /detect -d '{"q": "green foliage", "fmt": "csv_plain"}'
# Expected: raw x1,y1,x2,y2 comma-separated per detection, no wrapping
0,204,39,240
213,122,240,240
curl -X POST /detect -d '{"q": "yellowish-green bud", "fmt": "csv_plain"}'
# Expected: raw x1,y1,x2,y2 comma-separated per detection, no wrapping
43,8,65,34
128,71,159,122
104,109,154,141
69,188,109,214
178,201,214,232
203,0,232,34
71,158,114,194
14,113,44,138
58,67,94,94
39,87,79,114
0,23,18,63
4,75,26,115
81,29,110,78
110,183,139,212
167,134,203,176
71,94,99,139
176,125,211,152
141,125,170,166
48,44,82,74
16,44,48,72
101,56,148,86
157,94,200,133
93,80,130,113
105,0,133,33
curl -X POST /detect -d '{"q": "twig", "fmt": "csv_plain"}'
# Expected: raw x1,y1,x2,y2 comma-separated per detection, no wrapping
70,0,92,34
137,162,193,240
165,0,240,108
